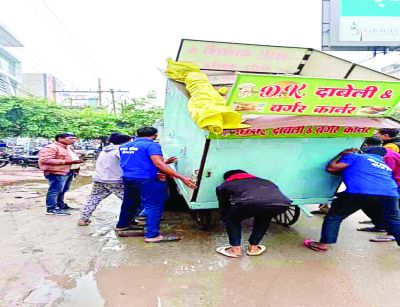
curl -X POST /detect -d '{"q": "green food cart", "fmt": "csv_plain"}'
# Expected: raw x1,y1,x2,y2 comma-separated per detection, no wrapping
159,39,400,229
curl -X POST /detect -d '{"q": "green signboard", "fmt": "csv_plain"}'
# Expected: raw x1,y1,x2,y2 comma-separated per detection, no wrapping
209,126,374,139
227,74,400,117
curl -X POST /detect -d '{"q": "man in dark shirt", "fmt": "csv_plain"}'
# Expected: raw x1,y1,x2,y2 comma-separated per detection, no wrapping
304,148,400,252
216,170,291,258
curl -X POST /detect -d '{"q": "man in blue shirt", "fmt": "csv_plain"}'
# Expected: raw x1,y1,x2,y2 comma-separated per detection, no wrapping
115,127,196,243
304,148,400,252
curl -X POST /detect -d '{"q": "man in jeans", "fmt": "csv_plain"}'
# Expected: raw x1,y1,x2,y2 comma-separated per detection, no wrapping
216,170,291,258
115,127,196,242
39,133,83,215
304,148,400,252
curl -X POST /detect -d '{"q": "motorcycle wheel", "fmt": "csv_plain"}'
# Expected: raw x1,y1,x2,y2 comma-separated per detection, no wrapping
0,160,8,168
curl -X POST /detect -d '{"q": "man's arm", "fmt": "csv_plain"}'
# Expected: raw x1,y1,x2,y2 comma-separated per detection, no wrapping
326,148,357,173
39,146,82,165
150,155,196,188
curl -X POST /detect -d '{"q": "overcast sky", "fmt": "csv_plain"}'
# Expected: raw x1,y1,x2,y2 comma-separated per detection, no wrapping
0,0,396,102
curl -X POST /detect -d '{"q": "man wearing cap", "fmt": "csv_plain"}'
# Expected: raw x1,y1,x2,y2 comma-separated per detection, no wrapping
39,133,83,215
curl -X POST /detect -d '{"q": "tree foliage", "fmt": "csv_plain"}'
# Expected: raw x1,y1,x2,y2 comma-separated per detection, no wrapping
0,94,163,139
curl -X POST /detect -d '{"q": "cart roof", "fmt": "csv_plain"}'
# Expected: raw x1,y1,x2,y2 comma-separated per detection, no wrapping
177,39,399,83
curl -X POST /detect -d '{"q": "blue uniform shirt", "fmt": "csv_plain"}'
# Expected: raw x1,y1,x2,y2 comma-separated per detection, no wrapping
119,138,162,179
339,153,398,197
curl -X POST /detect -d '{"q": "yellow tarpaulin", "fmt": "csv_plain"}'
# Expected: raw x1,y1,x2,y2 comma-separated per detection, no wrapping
165,59,249,134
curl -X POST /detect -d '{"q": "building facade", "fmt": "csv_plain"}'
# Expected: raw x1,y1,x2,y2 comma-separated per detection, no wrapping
0,25,22,96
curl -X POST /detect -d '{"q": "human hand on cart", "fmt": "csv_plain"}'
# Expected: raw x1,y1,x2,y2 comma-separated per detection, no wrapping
181,177,197,189
157,172,167,181
164,156,177,164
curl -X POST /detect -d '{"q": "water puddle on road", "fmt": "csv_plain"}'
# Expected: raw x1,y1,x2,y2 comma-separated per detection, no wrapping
25,272,105,306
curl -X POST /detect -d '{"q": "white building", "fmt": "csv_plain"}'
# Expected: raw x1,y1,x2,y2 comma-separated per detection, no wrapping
0,24,22,96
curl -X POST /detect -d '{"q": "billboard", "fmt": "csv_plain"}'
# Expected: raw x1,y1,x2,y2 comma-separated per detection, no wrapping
322,0,400,51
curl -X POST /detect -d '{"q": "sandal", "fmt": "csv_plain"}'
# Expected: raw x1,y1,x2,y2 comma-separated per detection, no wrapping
77,219,91,226
370,235,396,242
115,230,144,237
216,246,240,258
303,239,328,252
357,227,386,233
246,245,266,256
144,234,180,243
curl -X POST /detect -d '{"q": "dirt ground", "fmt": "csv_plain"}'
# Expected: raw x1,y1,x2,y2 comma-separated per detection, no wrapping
1,164,400,307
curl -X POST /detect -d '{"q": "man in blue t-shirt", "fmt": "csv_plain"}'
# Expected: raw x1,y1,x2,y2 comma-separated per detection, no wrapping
115,127,196,243
304,148,400,252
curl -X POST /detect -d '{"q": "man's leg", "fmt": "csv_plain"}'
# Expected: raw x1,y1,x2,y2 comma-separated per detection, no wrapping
57,171,74,209
218,206,249,256
80,182,112,222
140,180,168,239
360,205,384,230
44,174,69,214
115,180,141,229
319,194,363,245
110,183,125,200
380,196,400,246
248,206,287,248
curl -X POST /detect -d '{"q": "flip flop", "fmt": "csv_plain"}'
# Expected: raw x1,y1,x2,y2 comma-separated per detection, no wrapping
144,234,180,243
359,220,373,224
246,245,266,256
115,230,144,237
303,239,328,252
369,236,396,242
310,210,327,215
357,227,387,233
216,246,240,258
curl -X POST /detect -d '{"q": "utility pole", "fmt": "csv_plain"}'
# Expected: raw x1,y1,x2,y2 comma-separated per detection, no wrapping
110,88,116,115
53,78,128,112
97,78,102,107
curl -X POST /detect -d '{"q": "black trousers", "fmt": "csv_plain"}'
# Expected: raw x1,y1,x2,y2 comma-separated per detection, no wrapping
221,204,288,246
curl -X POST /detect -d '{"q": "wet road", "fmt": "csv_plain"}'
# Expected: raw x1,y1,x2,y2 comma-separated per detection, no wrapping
1,166,400,306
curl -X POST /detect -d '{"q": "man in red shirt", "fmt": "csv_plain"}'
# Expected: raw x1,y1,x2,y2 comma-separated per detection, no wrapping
362,137,400,242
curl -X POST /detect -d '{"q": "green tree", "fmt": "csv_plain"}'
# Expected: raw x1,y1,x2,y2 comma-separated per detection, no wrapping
0,92,164,139
0,96,72,138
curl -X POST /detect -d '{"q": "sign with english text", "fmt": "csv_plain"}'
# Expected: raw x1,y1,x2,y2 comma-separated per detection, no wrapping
226,74,400,117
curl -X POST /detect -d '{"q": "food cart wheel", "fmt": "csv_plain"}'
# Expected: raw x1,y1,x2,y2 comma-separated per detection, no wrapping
191,210,212,231
273,206,300,226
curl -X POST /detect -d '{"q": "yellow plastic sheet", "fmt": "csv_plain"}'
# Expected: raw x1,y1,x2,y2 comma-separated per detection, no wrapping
165,60,249,134
164,58,200,83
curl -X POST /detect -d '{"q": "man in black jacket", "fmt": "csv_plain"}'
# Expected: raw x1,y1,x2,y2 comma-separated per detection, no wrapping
216,170,291,258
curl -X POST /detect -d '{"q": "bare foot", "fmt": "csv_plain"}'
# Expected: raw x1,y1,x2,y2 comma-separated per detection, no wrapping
248,245,262,253
227,246,243,256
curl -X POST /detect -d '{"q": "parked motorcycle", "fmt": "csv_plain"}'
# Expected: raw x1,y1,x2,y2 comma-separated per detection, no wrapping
0,152,39,169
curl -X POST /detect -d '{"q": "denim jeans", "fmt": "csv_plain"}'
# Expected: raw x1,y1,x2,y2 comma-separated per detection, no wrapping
320,193,400,245
116,178,167,238
44,171,74,211
362,187,400,230
222,205,288,246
